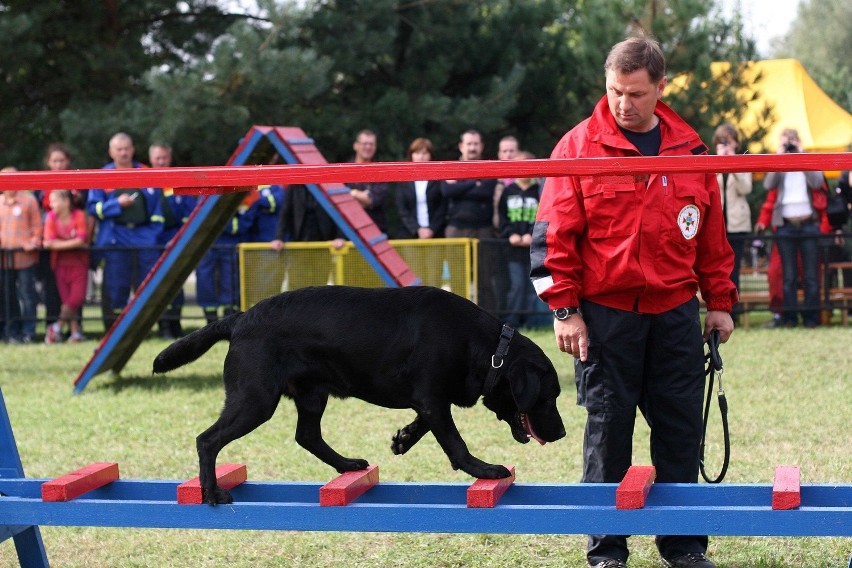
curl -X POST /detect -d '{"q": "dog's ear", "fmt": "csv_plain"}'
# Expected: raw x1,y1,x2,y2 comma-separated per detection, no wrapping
507,361,541,412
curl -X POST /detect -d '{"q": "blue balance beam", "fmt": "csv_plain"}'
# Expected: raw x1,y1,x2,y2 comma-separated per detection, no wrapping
0,478,849,537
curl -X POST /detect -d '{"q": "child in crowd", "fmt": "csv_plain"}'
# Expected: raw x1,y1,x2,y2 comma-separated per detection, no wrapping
43,190,89,343
497,151,547,328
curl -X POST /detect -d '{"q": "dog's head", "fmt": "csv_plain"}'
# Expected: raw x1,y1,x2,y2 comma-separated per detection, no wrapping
482,337,565,446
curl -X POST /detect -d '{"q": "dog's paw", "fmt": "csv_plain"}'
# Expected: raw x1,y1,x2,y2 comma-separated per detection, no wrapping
391,428,413,455
203,486,234,506
336,459,370,473
464,463,512,480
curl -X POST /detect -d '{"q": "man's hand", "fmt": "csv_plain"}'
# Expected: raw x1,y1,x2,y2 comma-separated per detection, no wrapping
704,310,734,343
117,192,137,208
349,189,372,206
555,316,588,362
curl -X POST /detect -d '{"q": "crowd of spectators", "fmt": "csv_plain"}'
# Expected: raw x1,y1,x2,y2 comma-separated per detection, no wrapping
1,124,850,344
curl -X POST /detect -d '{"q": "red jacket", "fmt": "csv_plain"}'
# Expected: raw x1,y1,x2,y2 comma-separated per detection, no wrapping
530,97,737,314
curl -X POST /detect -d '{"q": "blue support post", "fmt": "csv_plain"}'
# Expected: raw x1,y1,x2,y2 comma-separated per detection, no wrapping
0,388,50,567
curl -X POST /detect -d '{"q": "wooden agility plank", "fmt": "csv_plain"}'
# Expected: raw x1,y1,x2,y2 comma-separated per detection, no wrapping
772,465,801,510
467,466,516,508
319,465,379,506
616,465,656,510
177,463,247,505
41,462,119,502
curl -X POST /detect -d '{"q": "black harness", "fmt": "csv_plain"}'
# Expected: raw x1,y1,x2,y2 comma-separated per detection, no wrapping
484,324,515,395
700,330,730,483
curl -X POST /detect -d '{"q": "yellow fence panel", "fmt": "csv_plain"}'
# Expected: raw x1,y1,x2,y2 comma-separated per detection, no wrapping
238,238,476,311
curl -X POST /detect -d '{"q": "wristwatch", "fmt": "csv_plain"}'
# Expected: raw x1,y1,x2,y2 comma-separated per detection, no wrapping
553,307,580,320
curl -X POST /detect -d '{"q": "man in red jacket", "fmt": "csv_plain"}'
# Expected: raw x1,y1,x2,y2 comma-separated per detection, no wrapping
531,37,736,568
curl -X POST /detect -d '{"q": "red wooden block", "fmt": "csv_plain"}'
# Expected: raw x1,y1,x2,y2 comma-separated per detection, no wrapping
320,465,379,506
41,462,120,502
616,465,656,510
772,465,801,510
467,466,516,508
177,463,247,505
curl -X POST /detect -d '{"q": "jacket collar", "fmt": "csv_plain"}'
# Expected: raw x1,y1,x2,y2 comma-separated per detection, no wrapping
585,96,703,155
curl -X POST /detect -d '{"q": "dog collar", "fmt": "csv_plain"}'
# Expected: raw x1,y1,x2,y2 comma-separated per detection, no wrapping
484,324,515,394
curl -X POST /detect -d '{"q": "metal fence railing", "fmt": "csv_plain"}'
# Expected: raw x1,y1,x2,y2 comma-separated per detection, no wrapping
1,231,851,340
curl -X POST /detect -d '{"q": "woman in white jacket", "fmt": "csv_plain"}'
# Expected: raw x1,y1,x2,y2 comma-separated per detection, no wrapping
713,123,752,313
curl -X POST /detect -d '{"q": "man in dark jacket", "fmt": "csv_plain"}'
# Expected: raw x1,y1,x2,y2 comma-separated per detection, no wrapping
269,184,344,293
442,129,499,312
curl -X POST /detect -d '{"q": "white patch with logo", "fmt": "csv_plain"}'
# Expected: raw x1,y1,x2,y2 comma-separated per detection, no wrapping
677,204,700,240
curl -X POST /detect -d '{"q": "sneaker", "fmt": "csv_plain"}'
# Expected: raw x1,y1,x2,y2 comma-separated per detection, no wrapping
67,332,85,343
592,561,627,568
19,335,33,344
45,323,61,345
662,552,717,568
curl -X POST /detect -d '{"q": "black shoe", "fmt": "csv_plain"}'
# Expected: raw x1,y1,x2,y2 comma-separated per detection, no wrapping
592,560,627,568
662,552,716,568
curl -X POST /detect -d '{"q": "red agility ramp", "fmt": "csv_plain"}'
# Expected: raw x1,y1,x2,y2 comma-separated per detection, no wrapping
70,126,417,393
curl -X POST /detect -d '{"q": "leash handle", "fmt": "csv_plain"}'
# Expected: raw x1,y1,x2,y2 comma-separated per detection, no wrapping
700,329,730,484
708,329,723,372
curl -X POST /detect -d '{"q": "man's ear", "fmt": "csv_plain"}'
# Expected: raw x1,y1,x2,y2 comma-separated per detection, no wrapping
657,75,667,99
508,361,541,412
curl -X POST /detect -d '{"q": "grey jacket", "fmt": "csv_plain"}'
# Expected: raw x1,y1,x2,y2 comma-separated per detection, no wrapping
763,170,824,227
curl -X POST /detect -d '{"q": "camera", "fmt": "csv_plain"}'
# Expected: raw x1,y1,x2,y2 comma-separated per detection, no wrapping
783,142,798,153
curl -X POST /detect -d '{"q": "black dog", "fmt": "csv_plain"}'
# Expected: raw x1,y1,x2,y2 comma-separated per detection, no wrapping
153,286,565,505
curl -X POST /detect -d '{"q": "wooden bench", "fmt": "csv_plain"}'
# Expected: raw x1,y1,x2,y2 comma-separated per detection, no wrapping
704,263,852,327
827,262,852,325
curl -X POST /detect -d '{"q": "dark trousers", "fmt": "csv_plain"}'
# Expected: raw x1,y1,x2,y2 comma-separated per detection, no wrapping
445,226,498,313
576,298,707,564
775,223,820,326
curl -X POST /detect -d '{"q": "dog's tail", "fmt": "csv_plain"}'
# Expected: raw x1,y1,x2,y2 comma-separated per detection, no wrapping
152,312,241,374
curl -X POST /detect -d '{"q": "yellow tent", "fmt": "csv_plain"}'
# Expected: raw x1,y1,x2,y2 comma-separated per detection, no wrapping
668,59,852,154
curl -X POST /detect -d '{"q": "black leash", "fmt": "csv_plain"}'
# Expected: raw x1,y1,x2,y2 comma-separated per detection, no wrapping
699,329,730,484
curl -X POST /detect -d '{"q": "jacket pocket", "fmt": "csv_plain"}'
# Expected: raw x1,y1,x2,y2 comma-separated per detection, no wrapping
667,177,710,248
581,179,639,238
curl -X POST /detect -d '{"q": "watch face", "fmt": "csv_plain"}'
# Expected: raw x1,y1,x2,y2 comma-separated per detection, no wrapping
554,308,577,320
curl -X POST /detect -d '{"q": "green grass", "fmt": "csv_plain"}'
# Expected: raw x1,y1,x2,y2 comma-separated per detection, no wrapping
0,323,850,567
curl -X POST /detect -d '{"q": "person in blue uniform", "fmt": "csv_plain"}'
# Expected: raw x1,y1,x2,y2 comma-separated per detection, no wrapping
196,203,254,323
150,143,197,339
248,185,285,243
87,133,164,333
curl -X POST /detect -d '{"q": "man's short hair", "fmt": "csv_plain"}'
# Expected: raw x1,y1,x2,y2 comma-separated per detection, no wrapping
110,132,133,146
355,129,376,141
604,36,666,83
460,129,482,142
